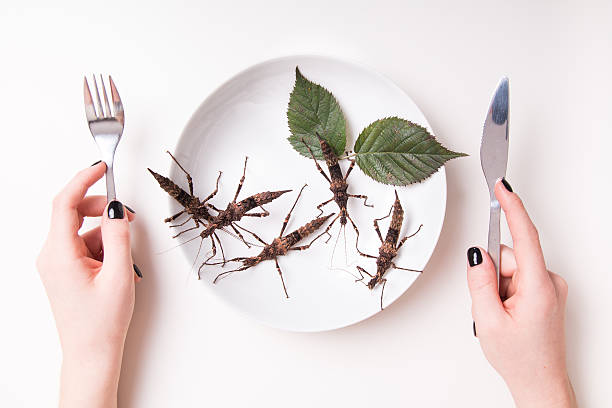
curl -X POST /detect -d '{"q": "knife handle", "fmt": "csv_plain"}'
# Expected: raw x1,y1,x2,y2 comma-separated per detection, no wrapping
487,199,501,292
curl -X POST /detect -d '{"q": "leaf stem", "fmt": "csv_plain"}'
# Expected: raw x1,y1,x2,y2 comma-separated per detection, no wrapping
338,153,357,160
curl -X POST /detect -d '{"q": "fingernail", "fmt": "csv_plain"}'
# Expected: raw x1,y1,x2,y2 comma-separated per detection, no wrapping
108,201,125,219
473,321,477,337
133,264,143,278
501,177,513,192
90,160,102,167
467,247,482,267
125,205,136,214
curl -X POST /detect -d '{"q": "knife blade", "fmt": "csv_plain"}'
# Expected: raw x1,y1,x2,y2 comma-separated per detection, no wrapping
480,77,509,293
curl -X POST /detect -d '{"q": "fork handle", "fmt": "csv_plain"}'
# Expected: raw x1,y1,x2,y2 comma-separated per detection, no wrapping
487,199,501,294
105,162,116,202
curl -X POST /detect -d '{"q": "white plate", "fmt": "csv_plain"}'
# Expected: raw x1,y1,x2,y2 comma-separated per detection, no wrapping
171,55,446,332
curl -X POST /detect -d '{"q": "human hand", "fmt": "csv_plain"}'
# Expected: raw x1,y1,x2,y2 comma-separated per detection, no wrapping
37,162,140,408
467,179,576,408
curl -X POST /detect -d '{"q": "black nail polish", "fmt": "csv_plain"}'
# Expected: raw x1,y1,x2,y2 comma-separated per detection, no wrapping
467,247,483,267
125,205,136,214
501,177,513,192
133,264,143,278
108,201,125,219
473,321,477,337
90,160,102,167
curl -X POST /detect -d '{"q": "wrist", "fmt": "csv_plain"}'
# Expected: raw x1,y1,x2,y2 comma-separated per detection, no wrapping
60,346,125,408
508,373,576,408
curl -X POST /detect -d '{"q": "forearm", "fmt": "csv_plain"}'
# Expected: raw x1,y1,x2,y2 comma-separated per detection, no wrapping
59,348,124,408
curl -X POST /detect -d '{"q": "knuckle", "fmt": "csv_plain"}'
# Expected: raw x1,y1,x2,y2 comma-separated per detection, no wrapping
551,272,569,297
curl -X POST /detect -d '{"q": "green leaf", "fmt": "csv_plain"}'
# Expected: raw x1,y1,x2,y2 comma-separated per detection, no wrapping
354,117,467,185
287,67,346,159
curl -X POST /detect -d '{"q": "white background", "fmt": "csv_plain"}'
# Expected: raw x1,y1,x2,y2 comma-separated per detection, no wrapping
1,1,610,407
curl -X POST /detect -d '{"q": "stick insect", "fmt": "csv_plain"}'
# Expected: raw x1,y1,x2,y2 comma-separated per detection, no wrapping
355,191,423,310
301,133,372,251
192,157,292,275
211,185,334,298
148,151,221,235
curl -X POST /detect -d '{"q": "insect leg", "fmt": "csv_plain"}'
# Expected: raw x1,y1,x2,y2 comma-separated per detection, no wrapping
390,262,422,273
345,213,365,256
379,278,388,310
348,194,373,208
169,216,193,228
309,213,338,244
213,232,227,265
232,156,248,203
244,205,270,218
301,138,331,183
374,205,394,243
316,198,334,217
344,159,356,180
207,203,222,212
172,225,200,239
233,222,268,245
206,256,248,266
275,258,290,298
203,171,222,203
164,210,185,223
279,184,307,236
242,205,270,217
199,237,217,278
166,150,194,196
396,224,423,250
355,266,373,284
230,223,252,248
213,264,252,283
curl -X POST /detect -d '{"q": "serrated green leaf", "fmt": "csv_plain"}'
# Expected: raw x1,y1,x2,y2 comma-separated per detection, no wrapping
287,67,346,159
354,117,467,186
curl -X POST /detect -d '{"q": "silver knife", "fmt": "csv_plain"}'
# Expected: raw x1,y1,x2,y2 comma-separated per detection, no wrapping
480,77,509,293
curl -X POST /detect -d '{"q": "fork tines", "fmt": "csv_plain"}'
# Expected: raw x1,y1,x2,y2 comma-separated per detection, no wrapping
83,74,124,123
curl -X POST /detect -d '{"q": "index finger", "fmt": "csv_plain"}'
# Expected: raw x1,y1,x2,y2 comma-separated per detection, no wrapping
50,162,106,239
495,179,551,291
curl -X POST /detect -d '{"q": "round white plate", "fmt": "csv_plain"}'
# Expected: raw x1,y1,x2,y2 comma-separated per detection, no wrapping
171,55,446,332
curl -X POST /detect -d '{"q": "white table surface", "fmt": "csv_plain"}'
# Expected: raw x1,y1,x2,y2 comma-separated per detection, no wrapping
1,1,610,406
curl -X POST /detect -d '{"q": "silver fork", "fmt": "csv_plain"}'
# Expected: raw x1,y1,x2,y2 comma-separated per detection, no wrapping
84,75,124,202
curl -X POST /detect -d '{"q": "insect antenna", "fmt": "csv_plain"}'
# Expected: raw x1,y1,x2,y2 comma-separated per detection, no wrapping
191,238,204,268
329,223,344,268
155,233,202,254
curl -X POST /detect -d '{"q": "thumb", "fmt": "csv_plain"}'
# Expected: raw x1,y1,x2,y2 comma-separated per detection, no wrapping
100,200,133,281
466,247,505,324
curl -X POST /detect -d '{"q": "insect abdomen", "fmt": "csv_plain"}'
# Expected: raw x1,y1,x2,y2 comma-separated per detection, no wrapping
148,168,194,208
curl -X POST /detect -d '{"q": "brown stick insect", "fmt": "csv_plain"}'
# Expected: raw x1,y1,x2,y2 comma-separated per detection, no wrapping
192,157,292,274
210,184,334,298
301,132,373,250
148,151,221,234
355,191,423,310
